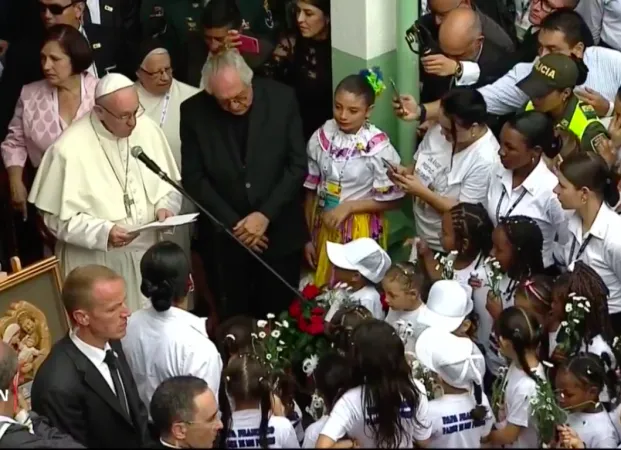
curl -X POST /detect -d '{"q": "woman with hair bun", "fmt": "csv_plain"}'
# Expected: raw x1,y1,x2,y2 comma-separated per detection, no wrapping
554,151,621,334
122,241,222,417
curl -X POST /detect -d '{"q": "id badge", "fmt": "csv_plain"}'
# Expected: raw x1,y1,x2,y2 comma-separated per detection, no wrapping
323,181,341,211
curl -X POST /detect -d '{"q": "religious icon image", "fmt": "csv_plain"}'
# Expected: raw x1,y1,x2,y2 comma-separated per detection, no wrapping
0,301,51,383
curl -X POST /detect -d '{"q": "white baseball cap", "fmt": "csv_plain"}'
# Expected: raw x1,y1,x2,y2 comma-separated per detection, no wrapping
326,238,391,284
417,280,473,332
415,327,485,389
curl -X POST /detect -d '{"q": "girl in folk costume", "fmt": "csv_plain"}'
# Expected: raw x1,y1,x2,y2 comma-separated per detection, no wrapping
304,68,404,287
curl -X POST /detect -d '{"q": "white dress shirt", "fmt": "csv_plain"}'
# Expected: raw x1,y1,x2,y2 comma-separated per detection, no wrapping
86,0,101,24
70,329,117,393
577,0,621,50
121,306,223,417
413,125,500,250
555,203,621,313
479,46,621,116
486,159,567,267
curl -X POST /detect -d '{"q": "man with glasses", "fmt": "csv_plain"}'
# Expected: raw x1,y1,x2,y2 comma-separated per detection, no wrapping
180,49,307,321
149,376,222,448
28,73,183,313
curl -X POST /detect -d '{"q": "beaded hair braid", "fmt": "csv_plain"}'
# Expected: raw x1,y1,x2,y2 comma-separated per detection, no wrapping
498,215,544,280
449,202,494,260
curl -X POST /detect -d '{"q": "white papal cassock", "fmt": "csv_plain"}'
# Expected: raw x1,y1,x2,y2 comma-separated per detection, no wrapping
28,112,182,311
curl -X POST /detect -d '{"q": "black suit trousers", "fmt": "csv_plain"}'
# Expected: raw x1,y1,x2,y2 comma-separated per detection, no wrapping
214,233,302,320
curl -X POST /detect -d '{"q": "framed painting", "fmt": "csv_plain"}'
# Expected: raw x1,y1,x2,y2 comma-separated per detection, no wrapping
0,257,69,408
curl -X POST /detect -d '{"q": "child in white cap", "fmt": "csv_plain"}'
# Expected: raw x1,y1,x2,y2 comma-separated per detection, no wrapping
326,238,391,320
417,279,477,340
415,327,494,448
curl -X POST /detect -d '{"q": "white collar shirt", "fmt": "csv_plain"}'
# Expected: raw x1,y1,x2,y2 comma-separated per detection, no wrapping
556,203,621,313
479,46,621,116
413,125,500,250
577,0,621,50
69,329,116,392
86,0,101,24
78,26,99,78
486,159,568,267
121,306,222,418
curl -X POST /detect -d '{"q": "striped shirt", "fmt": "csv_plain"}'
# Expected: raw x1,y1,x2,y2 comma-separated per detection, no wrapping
479,46,621,116
577,0,621,50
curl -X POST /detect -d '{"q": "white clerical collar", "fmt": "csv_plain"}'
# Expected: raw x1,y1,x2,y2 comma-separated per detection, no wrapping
160,438,181,448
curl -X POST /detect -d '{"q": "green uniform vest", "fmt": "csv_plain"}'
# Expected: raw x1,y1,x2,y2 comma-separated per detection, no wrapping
525,95,608,153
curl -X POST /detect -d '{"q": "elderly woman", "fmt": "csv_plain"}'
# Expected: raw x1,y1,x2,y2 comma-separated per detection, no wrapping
135,40,199,260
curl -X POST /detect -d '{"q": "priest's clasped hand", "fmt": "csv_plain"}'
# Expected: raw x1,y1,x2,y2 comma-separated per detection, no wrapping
108,225,139,249
234,212,270,253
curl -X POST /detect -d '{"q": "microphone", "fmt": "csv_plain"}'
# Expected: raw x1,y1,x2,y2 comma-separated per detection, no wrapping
132,145,306,302
131,146,167,180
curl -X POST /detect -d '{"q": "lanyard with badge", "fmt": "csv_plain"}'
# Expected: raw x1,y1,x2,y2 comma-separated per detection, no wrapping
495,189,528,223
159,89,172,128
569,234,593,264
319,137,355,212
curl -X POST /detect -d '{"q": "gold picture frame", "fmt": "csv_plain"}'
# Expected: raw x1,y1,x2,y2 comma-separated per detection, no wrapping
0,257,69,408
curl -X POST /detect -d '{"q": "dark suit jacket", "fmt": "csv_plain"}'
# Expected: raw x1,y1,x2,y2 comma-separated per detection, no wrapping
0,412,85,449
180,77,308,258
0,22,128,141
84,0,141,44
30,336,150,449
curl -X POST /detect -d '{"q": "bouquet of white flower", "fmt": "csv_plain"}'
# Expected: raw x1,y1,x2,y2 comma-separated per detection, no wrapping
434,250,459,280
484,257,504,296
556,293,590,355
530,376,567,446
253,314,290,372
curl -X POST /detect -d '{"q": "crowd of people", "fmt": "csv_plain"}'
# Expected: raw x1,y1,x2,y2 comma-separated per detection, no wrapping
0,0,621,448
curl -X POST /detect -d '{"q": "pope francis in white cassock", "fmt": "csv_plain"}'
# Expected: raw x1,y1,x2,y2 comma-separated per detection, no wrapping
28,73,182,312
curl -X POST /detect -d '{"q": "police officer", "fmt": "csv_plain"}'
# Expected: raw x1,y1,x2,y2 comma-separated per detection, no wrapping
517,53,609,154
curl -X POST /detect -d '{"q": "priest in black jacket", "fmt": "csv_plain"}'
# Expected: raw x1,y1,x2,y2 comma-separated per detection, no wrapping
181,49,308,320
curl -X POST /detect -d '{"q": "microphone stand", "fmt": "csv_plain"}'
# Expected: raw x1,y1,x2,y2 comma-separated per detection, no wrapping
138,162,306,302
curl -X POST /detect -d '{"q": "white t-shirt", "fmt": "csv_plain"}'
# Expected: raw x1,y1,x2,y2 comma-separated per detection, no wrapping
486,159,567,268
413,125,500,250
472,275,516,376
302,415,329,448
609,403,621,441
350,286,385,320
427,392,494,448
226,409,300,449
319,381,432,448
385,307,424,353
555,204,621,313
453,254,486,299
566,411,619,448
498,363,545,448
288,401,304,443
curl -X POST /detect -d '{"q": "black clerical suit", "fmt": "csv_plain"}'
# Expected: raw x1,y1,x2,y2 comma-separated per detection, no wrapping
0,412,85,449
30,336,150,448
180,78,308,320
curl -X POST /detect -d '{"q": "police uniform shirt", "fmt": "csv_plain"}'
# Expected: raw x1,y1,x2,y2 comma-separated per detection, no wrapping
551,95,609,154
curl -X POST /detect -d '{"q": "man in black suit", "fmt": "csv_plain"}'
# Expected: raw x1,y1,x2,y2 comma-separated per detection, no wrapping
149,376,222,448
31,265,150,448
181,49,308,320
82,0,141,44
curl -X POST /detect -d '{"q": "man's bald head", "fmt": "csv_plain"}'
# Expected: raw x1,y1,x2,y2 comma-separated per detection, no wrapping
439,8,483,60
0,342,17,391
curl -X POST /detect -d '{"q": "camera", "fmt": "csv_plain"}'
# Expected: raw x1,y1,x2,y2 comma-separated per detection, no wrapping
404,20,440,55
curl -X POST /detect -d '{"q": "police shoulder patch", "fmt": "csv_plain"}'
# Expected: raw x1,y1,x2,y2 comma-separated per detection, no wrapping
579,103,598,119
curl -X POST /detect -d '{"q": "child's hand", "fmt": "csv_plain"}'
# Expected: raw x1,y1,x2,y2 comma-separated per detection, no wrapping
304,241,316,268
415,238,432,257
557,425,584,448
468,273,483,289
486,291,503,320
323,203,352,229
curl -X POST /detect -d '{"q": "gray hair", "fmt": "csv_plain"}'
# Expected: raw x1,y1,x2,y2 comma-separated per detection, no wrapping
0,342,18,391
202,49,254,94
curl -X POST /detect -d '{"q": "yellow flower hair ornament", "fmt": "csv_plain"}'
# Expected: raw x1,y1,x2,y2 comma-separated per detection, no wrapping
359,66,386,97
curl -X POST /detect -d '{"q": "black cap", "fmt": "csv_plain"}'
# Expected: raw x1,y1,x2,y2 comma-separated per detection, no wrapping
517,54,581,99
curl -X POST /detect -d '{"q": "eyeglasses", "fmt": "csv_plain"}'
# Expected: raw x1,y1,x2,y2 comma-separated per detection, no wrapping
532,0,555,13
215,87,252,109
99,103,145,122
38,0,80,15
139,67,173,78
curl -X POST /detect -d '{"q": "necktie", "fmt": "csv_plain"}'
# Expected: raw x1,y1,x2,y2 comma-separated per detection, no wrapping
104,350,130,418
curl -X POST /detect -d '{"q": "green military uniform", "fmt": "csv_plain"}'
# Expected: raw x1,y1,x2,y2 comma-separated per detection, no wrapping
525,96,609,153
517,53,609,154
237,0,278,40
140,0,204,82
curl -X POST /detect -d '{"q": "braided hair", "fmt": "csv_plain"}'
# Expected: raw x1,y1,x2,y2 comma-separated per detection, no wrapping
328,305,374,355
448,202,494,261
560,352,618,410
497,306,543,382
383,262,430,300
498,215,545,280
554,261,614,356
